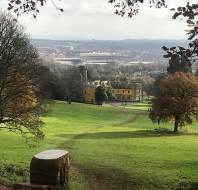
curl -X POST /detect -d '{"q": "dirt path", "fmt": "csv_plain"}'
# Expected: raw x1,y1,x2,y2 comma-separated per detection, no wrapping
56,110,146,190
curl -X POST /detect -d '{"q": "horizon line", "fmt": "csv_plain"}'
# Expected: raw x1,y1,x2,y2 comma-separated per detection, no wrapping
31,38,188,41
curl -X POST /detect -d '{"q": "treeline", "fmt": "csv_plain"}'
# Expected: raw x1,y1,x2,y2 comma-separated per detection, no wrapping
40,59,167,101
40,63,87,102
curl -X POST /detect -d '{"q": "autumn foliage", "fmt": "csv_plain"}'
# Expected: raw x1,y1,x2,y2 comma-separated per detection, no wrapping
0,13,44,139
149,72,198,132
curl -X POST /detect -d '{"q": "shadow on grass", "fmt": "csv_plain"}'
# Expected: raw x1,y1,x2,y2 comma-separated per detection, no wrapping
188,182,198,190
57,128,193,140
56,129,198,190
176,182,198,190
72,162,198,190
74,163,148,190
0,163,28,184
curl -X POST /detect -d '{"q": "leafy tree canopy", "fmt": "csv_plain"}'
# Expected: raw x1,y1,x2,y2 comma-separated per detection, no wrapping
108,0,167,17
7,0,167,18
8,0,63,18
95,86,108,105
149,72,198,132
105,86,114,101
0,12,44,140
167,54,192,74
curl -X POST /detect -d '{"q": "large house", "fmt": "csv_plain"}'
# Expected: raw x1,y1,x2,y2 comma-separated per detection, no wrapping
83,86,96,104
83,81,142,104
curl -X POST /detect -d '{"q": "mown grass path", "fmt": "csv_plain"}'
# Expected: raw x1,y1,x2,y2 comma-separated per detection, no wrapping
1,102,198,190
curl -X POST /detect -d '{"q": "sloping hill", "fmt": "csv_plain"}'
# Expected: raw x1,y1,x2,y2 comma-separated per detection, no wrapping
0,102,198,190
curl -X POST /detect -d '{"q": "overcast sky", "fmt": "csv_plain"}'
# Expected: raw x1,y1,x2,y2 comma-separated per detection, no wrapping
0,0,191,40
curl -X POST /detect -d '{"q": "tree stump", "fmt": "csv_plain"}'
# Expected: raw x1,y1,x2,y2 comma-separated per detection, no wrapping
13,183,52,190
30,150,70,187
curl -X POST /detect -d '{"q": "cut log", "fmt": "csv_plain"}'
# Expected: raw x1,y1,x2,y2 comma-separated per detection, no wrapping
13,183,52,190
30,150,69,187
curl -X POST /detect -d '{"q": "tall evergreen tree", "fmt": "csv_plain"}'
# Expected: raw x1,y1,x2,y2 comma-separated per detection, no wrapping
167,54,192,74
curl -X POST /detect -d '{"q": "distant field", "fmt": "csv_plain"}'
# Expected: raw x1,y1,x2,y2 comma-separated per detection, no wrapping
1,102,198,190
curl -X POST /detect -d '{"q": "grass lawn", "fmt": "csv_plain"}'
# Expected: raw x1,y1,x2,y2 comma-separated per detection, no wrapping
1,101,198,190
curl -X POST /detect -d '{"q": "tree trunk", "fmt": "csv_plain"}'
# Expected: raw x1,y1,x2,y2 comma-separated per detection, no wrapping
174,120,179,132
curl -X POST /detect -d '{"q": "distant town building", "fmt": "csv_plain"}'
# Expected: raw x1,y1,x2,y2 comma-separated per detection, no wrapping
55,58,82,65
83,81,142,104
83,81,107,104
111,81,142,102
80,52,121,63
84,87,96,104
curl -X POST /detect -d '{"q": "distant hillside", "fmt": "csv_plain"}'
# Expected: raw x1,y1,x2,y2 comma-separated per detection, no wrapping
31,39,188,62
32,39,188,50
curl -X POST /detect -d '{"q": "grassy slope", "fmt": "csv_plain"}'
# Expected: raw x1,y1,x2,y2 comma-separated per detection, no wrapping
1,102,198,189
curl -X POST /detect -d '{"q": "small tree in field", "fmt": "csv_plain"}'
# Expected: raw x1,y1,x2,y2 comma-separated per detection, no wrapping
95,86,108,105
149,72,198,132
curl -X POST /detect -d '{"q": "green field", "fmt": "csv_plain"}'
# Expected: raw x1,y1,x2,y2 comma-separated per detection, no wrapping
1,102,198,190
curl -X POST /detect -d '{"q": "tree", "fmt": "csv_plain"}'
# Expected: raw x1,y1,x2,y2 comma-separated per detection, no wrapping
149,72,198,132
167,54,192,74
7,0,166,18
108,0,166,17
105,86,114,101
95,86,108,105
7,0,64,18
0,12,44,139
62,67,84,104
142,75,155,98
